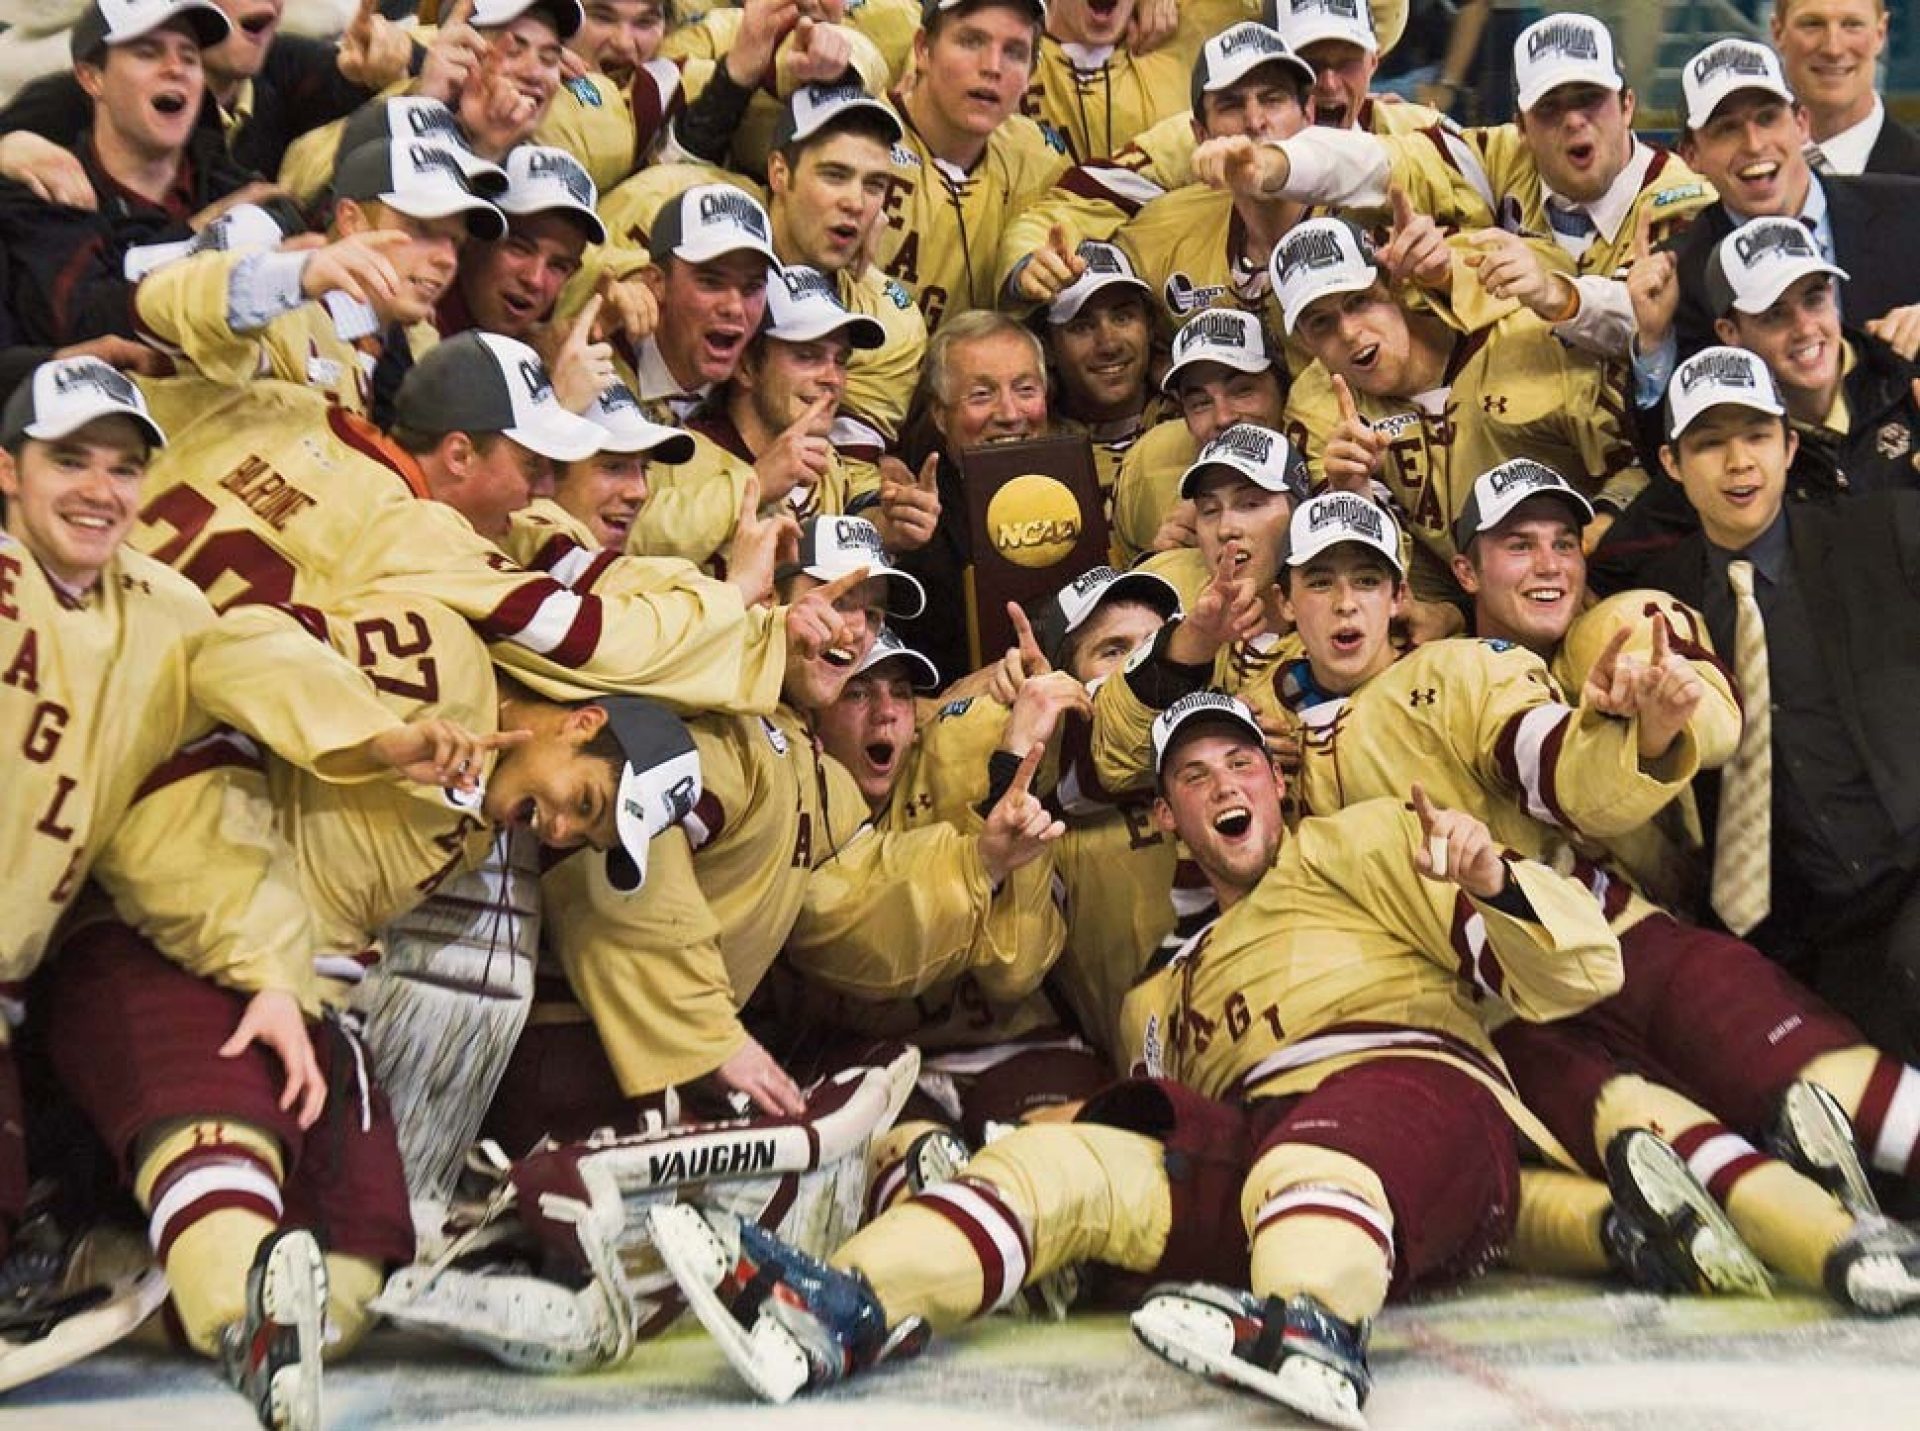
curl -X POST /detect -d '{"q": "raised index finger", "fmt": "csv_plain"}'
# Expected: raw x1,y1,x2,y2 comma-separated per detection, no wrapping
1410,781,1441,833
568,292,605,346
1591,623,1632,679
1007,601,1045,662
1389,182,1416,230
1005,741,1045,799
1332,372,1359,425
1648,611,1671,666
442,0,475,27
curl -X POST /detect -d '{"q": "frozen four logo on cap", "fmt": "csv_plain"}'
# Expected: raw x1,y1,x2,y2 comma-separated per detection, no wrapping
1209,424,1275,466
1731,218,1818,267
1526,16,1601,63
1184,310,1250,349
517,357,555,404
830,515,886,560
699,188,771,240
53,360,139,408
1276,226,1352,286
1217,23,1288,59
522,148,595,208
779,266,840,305
1692,41,1774,87
1486,457,1562,497
1679,348,1761,395
1309,491,1385,540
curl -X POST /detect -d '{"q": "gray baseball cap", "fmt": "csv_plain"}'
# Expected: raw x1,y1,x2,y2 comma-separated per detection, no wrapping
337,98,509,197
393,331,607,462
332,138,508,241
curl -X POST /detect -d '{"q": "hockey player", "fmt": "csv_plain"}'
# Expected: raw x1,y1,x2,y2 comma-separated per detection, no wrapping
1110,307,1288,568
1042,241,1163,496
645,689,1625,1425
507,380,695,555
439,144,606,354
595,85,928,458
626,264,925,568
133,133,507,419
500,514,1066,1132
995,0,1442,308
1223,482,1920,1313
1274,215,1647,607
1190,11,1716,361
1109,22,1318,348
125,330,817,716
0,357,511,1426
881,0,1069,328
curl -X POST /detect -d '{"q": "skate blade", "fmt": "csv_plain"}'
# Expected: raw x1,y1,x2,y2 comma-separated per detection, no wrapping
0,1265,168,1393
1784,1084,1881,1219
1131,1298,1368,1431
262,1232,327,1431
646,1205,808,1404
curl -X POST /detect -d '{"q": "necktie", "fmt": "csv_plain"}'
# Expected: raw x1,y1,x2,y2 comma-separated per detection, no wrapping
1546,200,1598,257
1711,559,1773,936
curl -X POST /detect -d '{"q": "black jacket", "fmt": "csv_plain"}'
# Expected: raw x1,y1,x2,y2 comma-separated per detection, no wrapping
1589,488,1920,850
0,126,292,346
0,34,393,179
1866,114,1920,179
1672,173,1920,359
1788,330,1920,502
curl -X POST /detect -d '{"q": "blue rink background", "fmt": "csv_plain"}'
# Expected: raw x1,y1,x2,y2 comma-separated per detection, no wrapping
7,1274,1919,1429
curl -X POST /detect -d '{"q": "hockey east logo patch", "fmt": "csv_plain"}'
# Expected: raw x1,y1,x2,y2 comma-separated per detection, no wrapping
1165,273,1228,316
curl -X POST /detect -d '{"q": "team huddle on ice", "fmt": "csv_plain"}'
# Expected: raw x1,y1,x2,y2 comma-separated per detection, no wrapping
6,0,1920,1426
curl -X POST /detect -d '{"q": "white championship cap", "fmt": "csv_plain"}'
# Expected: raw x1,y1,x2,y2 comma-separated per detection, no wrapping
1665,345,1787,441
585,383,695,461
1,357,166,451
1177,422,1309,501
1161,308,1275,394
332,137,507,241
1452,458,1595,551
1269,217,1379,335
1033,564,1181,666
1151,689,1267,775
601,697,702,892
773,84,904,150
1705,215,1847,317
1512,13,1623,114
1192,22,1316,115
764,266,886,348
1269,0,1377,56
1682,38,1795,133
780,514,927,618
497,145,607,244
1279,491,1404,574
648,184,781,269
394,331,608,463
1048,241,1153,326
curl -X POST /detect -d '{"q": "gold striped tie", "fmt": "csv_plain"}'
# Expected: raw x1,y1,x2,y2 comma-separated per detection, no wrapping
1712,559,1772,935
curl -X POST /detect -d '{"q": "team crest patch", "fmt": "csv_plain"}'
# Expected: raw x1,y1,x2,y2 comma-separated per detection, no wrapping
759,716,791,755
1876,422,1912,461
1650,182,1707,208
1369,410,1421,441
1164,273,1228,316
564,76,602,106
884,279,913,310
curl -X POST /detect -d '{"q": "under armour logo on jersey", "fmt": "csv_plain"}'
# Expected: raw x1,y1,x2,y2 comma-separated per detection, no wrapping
1480,394,1509,415
1409,688,1437,707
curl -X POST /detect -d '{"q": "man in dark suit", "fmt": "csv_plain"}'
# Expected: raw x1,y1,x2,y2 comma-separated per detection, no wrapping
1772,0,1920,178
1625,36,1920,403
1590,344,1920,1060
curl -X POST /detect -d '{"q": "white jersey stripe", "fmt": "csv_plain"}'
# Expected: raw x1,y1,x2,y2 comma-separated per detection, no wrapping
1873,1067,1920,1174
